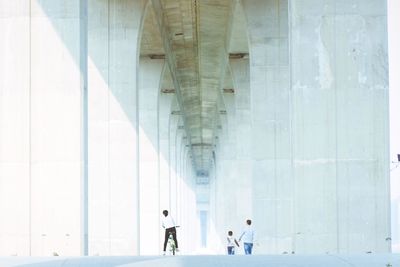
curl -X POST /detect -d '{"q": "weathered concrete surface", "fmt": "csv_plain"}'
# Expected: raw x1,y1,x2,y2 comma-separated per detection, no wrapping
290,0,390,253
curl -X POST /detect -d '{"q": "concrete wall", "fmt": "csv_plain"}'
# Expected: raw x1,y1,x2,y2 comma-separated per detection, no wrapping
290,0,390,253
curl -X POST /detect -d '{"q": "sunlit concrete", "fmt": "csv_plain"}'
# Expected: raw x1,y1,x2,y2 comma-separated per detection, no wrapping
87,0,145,256
0,0,391,258
0,0,87,256
138,57,164,255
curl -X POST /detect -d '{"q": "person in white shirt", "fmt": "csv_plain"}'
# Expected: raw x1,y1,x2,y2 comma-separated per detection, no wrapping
226,230,239,255
238,219,255,255
162,210,179,254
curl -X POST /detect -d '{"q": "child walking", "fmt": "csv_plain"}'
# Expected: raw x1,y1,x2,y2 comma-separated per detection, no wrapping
226,230,239,255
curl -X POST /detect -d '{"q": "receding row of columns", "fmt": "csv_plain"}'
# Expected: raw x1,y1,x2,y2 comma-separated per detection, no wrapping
0,0,198,256
210,0,390,255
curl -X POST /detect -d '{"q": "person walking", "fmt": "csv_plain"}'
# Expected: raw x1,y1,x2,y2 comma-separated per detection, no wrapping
162,210,179,255
226,230,240,255
238,219,255,255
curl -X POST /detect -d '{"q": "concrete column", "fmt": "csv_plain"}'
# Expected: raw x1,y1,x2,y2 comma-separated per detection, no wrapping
138,57,164,255
0,0,31,256
174,127,185,219
242,0,293,254
0,0,88,256
213,92,237,251
31,0,87,256
157,74,175,252
230,58,253,232
290,0,390,253
158,90,174,212
168,107,181,215
87,0,145,255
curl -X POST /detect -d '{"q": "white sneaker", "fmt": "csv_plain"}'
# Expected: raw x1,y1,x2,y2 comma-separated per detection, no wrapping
162,252,166,256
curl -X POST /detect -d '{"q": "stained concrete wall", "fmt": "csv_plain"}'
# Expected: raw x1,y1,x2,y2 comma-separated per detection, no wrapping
290,0,390,253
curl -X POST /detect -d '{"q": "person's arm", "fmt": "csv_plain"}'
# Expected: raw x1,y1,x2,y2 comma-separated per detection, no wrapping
253,230,259,245
238,231,245,241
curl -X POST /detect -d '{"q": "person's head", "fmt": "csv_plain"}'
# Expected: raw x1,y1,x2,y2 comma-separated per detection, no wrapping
163,210,168,217
228,231,233,236
246,219,252,225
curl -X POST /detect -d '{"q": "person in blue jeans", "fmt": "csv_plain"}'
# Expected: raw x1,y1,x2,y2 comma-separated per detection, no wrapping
238,219,255,255
226,230,240,255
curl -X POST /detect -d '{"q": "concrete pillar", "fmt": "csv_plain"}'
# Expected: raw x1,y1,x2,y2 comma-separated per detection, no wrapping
0,0,88,256
213,92,237,251
290,0,390,253
230,58,253,231
157,70,176,253
31,0,88,256
87,0,145,255
242,0,293,254
138,56,164,255
168,107,181,215
158,89,174,210
0,0,31,256
174,127,185,219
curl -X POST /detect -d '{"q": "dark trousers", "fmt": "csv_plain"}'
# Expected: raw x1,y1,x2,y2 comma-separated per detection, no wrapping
163,227,178,251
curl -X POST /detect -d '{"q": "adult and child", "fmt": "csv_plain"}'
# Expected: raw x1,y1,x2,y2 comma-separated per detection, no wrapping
227,219,256,255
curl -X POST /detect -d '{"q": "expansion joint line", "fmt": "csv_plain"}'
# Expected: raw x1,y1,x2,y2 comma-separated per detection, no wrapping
194,0,203,171
107,0,112,255
29,0,32,256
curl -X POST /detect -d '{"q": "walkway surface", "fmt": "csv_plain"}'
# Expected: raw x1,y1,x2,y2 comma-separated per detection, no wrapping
0,254,399,267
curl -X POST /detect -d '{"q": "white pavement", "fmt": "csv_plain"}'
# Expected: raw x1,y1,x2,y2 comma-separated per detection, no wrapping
0,255,399,267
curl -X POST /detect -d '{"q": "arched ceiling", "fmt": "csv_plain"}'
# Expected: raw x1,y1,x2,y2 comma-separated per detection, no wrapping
140,0,248,177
